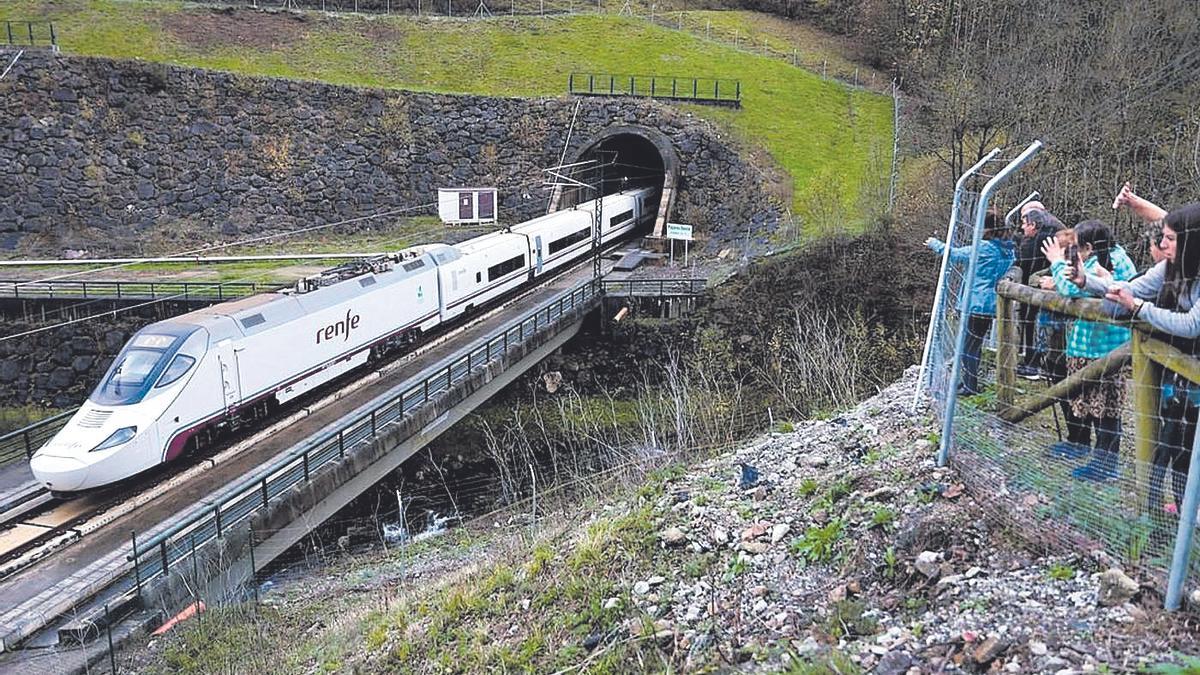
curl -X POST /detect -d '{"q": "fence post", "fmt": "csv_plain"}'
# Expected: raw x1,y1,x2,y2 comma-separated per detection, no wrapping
937,141,1044,467
6,23,13,46
215,504,223,538
1131,330,1160,511
912,148,1002,412
569,72,573,92
995,291,1017,412
261,478,269,507
22,430,31,458
1166,427,1200,609
610,75,614,94
131,531,142,597
249,524,259,604
371,409,377,436
160,540,169,575
105,603,116,674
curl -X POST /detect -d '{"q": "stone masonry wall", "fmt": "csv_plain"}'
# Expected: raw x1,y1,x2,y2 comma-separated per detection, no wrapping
0,51,783,256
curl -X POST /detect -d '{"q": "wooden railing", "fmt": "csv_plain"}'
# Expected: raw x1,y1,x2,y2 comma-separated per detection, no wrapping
993,266,1200,512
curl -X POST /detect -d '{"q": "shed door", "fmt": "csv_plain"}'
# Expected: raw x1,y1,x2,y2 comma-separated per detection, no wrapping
478,191,495,220
459,193,475,220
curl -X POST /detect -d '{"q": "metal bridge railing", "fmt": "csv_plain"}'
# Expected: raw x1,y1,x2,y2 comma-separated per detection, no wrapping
3,22,56,49
0,279,268,302
125,277,602,594
0,410,75,465
569,72,741,107
599,277,706,297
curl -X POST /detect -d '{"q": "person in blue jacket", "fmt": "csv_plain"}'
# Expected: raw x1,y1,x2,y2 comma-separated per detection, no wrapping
926,210,1017,396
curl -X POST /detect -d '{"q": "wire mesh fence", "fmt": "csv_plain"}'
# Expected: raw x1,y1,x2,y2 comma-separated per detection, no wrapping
917,140,1200,609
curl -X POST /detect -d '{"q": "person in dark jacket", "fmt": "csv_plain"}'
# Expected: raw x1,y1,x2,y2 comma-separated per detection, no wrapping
926,210,1017,396
1016,206,1065,377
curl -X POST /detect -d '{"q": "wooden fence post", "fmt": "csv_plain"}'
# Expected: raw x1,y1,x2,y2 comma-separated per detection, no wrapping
1132,329,1160,513
995,294,1017,412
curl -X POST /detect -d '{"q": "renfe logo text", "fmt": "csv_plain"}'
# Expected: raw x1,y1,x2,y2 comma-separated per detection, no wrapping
317,309,361,344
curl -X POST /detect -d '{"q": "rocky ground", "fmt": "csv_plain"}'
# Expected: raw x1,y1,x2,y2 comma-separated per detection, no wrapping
131,367,1200,673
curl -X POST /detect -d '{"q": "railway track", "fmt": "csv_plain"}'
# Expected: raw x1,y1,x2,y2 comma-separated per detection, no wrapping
0,253,623,585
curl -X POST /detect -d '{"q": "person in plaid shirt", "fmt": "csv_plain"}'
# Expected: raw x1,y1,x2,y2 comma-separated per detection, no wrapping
1043,220,1136,481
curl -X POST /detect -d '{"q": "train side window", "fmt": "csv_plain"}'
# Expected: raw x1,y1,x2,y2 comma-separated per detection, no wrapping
156,355,196,388
487,255,525,282
476,272,482,284
608,209,633,228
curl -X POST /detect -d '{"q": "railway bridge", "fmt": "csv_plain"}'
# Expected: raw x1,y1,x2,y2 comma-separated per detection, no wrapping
0,267,706,671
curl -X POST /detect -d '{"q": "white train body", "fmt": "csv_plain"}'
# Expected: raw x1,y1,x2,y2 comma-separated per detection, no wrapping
30,188,657,492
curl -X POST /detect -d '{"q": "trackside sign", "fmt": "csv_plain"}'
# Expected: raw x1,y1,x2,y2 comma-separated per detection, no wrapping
666,223,693,241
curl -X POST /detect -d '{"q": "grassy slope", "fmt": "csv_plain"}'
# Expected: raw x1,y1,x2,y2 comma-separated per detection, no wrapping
3,1,893,231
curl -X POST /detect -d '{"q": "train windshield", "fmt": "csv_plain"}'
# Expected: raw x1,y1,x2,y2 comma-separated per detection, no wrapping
90,327,197,406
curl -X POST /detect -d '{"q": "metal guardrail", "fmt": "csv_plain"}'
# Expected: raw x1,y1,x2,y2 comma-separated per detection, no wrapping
125,277,602,590
0,279,268,302
3,22,56,49
0,410,75,465
599,277,706,297
569,72,741,107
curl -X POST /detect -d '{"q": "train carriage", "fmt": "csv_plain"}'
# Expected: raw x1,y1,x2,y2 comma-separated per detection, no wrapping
29,187,661,493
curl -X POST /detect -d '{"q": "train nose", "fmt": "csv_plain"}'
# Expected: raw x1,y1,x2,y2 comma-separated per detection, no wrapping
29,454,90,492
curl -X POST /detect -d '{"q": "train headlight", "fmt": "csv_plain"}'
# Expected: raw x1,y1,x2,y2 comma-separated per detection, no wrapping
91,426,137,453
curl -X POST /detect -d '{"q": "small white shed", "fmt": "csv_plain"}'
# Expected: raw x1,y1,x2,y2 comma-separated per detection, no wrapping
437,188,498,225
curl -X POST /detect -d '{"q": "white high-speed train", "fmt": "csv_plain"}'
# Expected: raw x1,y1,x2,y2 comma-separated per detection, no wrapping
30,187,659,493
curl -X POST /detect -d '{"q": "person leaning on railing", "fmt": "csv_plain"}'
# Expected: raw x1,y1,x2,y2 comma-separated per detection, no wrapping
1075,193,1200,515
1041,221,1137,482
926,208,1017,396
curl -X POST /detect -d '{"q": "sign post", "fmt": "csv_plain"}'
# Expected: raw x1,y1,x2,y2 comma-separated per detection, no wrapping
666,223,693,268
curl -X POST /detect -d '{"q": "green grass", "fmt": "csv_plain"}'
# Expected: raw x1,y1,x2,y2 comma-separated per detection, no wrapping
4,1,894,231
0,405,62,435
0,215,482,283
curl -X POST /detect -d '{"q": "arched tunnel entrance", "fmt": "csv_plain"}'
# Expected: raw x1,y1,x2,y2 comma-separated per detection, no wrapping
549,126,679,239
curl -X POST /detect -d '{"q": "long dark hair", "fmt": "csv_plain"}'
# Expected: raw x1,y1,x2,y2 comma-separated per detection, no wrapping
1073,219,1114,272
1158,203,1200,311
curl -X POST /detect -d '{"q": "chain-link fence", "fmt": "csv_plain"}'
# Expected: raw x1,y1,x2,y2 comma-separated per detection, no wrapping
917,140,1200,609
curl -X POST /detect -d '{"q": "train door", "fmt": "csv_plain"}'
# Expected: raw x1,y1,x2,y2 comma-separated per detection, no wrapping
534,236,544,275
215,339,243,412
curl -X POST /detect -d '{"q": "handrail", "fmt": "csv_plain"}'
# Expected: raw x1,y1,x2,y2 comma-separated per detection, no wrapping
599,277,706,296
0,279,267,301
994,274,1200,610
3,21,55,49
568,72,741,106
127,277,601,571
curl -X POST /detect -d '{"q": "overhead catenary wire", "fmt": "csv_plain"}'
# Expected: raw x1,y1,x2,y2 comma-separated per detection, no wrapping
0,211,492,342
8,201,439,290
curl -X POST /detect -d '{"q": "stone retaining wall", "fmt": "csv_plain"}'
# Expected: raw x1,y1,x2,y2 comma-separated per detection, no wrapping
0,51,782,256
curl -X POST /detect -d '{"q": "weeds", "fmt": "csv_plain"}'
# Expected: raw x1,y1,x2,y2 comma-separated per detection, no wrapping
869,506,896,530
1047,563,1075,582
789,520,845,565
797,477,821,497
